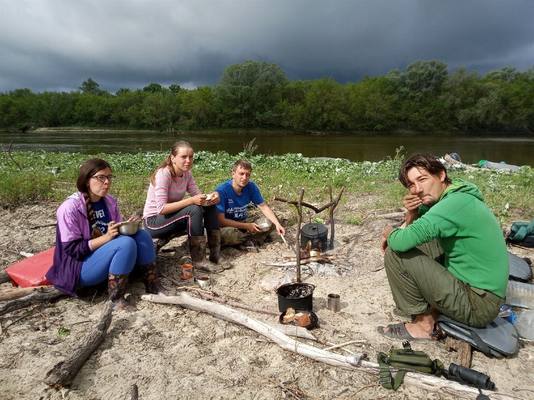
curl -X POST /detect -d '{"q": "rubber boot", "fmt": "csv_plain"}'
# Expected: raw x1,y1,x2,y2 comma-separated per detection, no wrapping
190,235,223,273
108,273,132,310
207,230,221,264
143,262,165,294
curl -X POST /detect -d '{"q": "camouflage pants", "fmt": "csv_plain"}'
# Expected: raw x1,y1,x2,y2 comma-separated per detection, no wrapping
220,213,273,247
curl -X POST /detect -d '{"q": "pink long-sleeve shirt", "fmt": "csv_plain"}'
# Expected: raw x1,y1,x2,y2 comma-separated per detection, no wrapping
143,167,200,218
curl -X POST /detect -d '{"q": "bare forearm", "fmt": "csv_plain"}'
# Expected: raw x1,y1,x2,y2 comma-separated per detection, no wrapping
160,198,194,215
258,204,281,226
219,216,249,230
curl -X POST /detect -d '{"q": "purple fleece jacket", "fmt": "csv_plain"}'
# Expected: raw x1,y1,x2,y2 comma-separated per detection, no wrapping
46,192,121,295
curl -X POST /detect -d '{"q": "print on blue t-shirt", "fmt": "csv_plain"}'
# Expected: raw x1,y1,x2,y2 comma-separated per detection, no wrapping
91,199,111,234
216,180,264,221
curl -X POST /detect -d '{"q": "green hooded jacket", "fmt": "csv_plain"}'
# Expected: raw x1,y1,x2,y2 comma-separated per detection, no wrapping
387,179,508,298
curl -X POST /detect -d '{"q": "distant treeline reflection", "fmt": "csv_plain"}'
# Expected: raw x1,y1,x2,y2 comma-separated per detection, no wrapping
1,60,533,133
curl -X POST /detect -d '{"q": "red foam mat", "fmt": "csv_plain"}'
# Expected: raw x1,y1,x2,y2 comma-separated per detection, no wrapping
5,247,54,287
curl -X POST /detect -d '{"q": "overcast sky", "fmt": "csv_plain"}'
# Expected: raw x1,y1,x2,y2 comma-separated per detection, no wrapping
1,0,533,92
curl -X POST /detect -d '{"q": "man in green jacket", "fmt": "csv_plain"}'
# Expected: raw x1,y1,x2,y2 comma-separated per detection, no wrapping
379,153,508,340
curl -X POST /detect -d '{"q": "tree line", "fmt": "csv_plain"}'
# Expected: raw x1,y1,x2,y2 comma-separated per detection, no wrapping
1,60,533,133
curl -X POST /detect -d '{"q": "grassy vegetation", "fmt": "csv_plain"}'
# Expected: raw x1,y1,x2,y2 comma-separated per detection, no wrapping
1,150,533,224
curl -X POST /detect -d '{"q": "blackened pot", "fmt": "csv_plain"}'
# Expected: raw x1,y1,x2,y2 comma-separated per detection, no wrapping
276,282,315,312
300,223,328,251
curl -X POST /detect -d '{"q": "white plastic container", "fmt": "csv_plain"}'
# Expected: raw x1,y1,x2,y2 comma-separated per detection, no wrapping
515,310,534,340
506,281,534,309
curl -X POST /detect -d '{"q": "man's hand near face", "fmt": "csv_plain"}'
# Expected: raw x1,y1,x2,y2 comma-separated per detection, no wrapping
403,194,422,226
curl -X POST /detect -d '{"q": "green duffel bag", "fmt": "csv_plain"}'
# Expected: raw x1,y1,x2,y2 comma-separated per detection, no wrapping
377,341,444,390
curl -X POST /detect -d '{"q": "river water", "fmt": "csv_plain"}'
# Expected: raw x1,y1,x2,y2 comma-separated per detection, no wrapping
1,129,533,166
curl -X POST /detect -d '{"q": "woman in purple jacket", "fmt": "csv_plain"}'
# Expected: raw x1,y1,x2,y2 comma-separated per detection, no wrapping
46,158,161,309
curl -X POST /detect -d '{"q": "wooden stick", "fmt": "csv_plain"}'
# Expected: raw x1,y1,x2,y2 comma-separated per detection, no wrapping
274,197,329,214
30,222,57,230
3,142,23,170
329,186,334,250
280,234,290,249
45,301,113,388
0,285,50,302
323,339,367,351
374,211,405,220
142,293,514,400
328,186,344,250
0,287,64,316
445,337,472,368
295,189,305,283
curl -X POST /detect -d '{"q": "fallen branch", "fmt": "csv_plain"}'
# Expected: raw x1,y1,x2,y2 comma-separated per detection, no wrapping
175,285,278,316
267,323,317,341
374,211,405,220
323,339,367,351
45,301,113,388
1,306,40,332
0,287,64,316
142,293,514,399
0,285,50,302
30,222,57,230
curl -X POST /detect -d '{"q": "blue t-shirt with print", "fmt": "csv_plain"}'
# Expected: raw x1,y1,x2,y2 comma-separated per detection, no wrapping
91,199,111,234
215,179,264,221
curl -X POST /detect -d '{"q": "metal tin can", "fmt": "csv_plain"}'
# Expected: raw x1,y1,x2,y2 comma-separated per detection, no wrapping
180,263,194,280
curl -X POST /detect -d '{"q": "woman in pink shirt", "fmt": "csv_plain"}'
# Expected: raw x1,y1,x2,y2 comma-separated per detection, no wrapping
143,141,221,269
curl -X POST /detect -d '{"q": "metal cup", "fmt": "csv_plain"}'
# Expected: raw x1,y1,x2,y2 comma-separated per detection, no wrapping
327,293,340,312
180,263,194,281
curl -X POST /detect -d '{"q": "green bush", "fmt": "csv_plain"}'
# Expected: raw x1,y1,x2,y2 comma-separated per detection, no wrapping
0,171,54,207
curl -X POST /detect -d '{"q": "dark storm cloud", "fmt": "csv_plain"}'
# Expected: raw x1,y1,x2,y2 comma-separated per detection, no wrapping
1,0,533,92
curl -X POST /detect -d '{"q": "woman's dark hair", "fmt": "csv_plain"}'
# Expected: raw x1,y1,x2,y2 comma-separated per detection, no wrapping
76,158,112,193
76,158,112,238
398,153,451,188
150,141,193,184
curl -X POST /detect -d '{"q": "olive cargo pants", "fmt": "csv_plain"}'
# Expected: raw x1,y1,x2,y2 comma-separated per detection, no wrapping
384,240,503,328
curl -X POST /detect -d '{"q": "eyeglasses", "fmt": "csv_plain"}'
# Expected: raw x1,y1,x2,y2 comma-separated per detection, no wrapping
91,174,114,183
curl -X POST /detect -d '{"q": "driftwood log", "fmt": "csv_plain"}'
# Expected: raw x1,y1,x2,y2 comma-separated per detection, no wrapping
142,293,514,400
0,285,50,302
45,301,113,388
0,287,63,316
175,286,279,316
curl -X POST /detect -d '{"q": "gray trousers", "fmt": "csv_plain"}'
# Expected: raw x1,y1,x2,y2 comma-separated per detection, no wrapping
384,240,503,328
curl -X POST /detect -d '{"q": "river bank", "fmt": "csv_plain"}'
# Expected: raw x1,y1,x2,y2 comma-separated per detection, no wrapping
1,190,533,399
1,152,534,398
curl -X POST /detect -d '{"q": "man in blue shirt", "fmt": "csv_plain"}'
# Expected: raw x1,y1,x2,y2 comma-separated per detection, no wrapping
216,159,285,247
